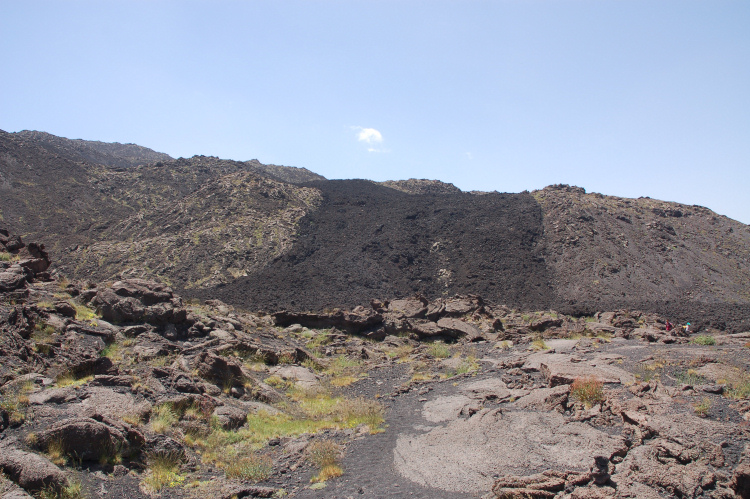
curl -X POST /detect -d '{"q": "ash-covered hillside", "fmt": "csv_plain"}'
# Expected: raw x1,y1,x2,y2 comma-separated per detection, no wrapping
1,129,749,331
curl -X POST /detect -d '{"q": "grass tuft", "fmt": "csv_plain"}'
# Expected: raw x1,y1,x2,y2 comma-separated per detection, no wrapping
0,383,31,426
150,403,179,434
427,341,451,359
675,369,707,386
570,376,604,409
55,372,94,388
32,322,57,356
46,438,68,466
142,451,185,493
694,397,711,417
726,373,750,400
100,343,122,363
224,453,273,482
531,338,550,351
307,440,343,482
386,344,414,361
72,302,99,321
38,480,84,499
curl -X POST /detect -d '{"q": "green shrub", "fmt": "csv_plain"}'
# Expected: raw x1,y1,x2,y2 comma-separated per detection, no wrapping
691,335,716,346
675,369,707,386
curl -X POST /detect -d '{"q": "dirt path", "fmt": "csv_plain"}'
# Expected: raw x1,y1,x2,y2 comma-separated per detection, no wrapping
294,365,484,499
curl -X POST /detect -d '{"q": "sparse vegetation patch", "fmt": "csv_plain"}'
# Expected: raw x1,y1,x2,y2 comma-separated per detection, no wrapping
143,451,185,493
307,440,344,483
570,376,604,409
224,453,273,482
427,341,451,359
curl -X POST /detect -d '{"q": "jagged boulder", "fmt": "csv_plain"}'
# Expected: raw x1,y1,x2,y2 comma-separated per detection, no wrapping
409,319,446,339
426,295,485,319
194,351,245,387
0,269,27,293
0,474,34,498
91,279,187,325
269,365,319,390
436,317,483,341
212,404,250,430
0,307,46,383
0,232,50,291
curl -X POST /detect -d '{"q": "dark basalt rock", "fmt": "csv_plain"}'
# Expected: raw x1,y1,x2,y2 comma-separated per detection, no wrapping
273,308,383,334
0,445,68,493
36,415,144,461
91,279,188,325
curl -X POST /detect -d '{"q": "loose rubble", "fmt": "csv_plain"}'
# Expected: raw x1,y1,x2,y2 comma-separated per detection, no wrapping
1,229,749,498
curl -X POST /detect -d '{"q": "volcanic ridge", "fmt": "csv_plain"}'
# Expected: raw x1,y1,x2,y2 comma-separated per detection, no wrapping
1,130,750,499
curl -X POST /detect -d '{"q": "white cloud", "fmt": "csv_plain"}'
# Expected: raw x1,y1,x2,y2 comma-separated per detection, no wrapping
356,127,382,144
351,126,387,153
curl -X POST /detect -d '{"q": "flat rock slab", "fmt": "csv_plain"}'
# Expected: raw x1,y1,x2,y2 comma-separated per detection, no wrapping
422,395,479,423
541,360,634,386
78,387,151,419
695,363,741,383
394,409,624,493
269,365,319,389
513,385,570,411
543,339,579,353
458,378,510,401
634,412,738,446
522,352,575,371
28,387,77,405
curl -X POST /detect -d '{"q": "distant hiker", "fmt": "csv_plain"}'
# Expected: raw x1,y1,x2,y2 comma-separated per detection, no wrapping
665,320,673,332
683,322,691,333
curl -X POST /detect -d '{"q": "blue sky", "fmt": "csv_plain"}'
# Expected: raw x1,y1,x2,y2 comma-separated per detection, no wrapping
2,1,749,224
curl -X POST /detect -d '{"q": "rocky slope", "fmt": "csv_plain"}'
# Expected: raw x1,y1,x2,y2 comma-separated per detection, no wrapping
1,130,749,333
537,185,750,330
2,229,750,499
13,130,173,170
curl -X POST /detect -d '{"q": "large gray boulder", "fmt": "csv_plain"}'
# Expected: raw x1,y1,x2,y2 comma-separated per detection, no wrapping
36,415,144,461
0,446,67,493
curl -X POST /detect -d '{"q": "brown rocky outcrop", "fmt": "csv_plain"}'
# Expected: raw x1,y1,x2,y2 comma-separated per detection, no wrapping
273,295,495,342
272,308,383,334
194,351,245,387
36,415,144,461
90,279,187,325
0,231,50,293
0,445,68,493
732,445,750,499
